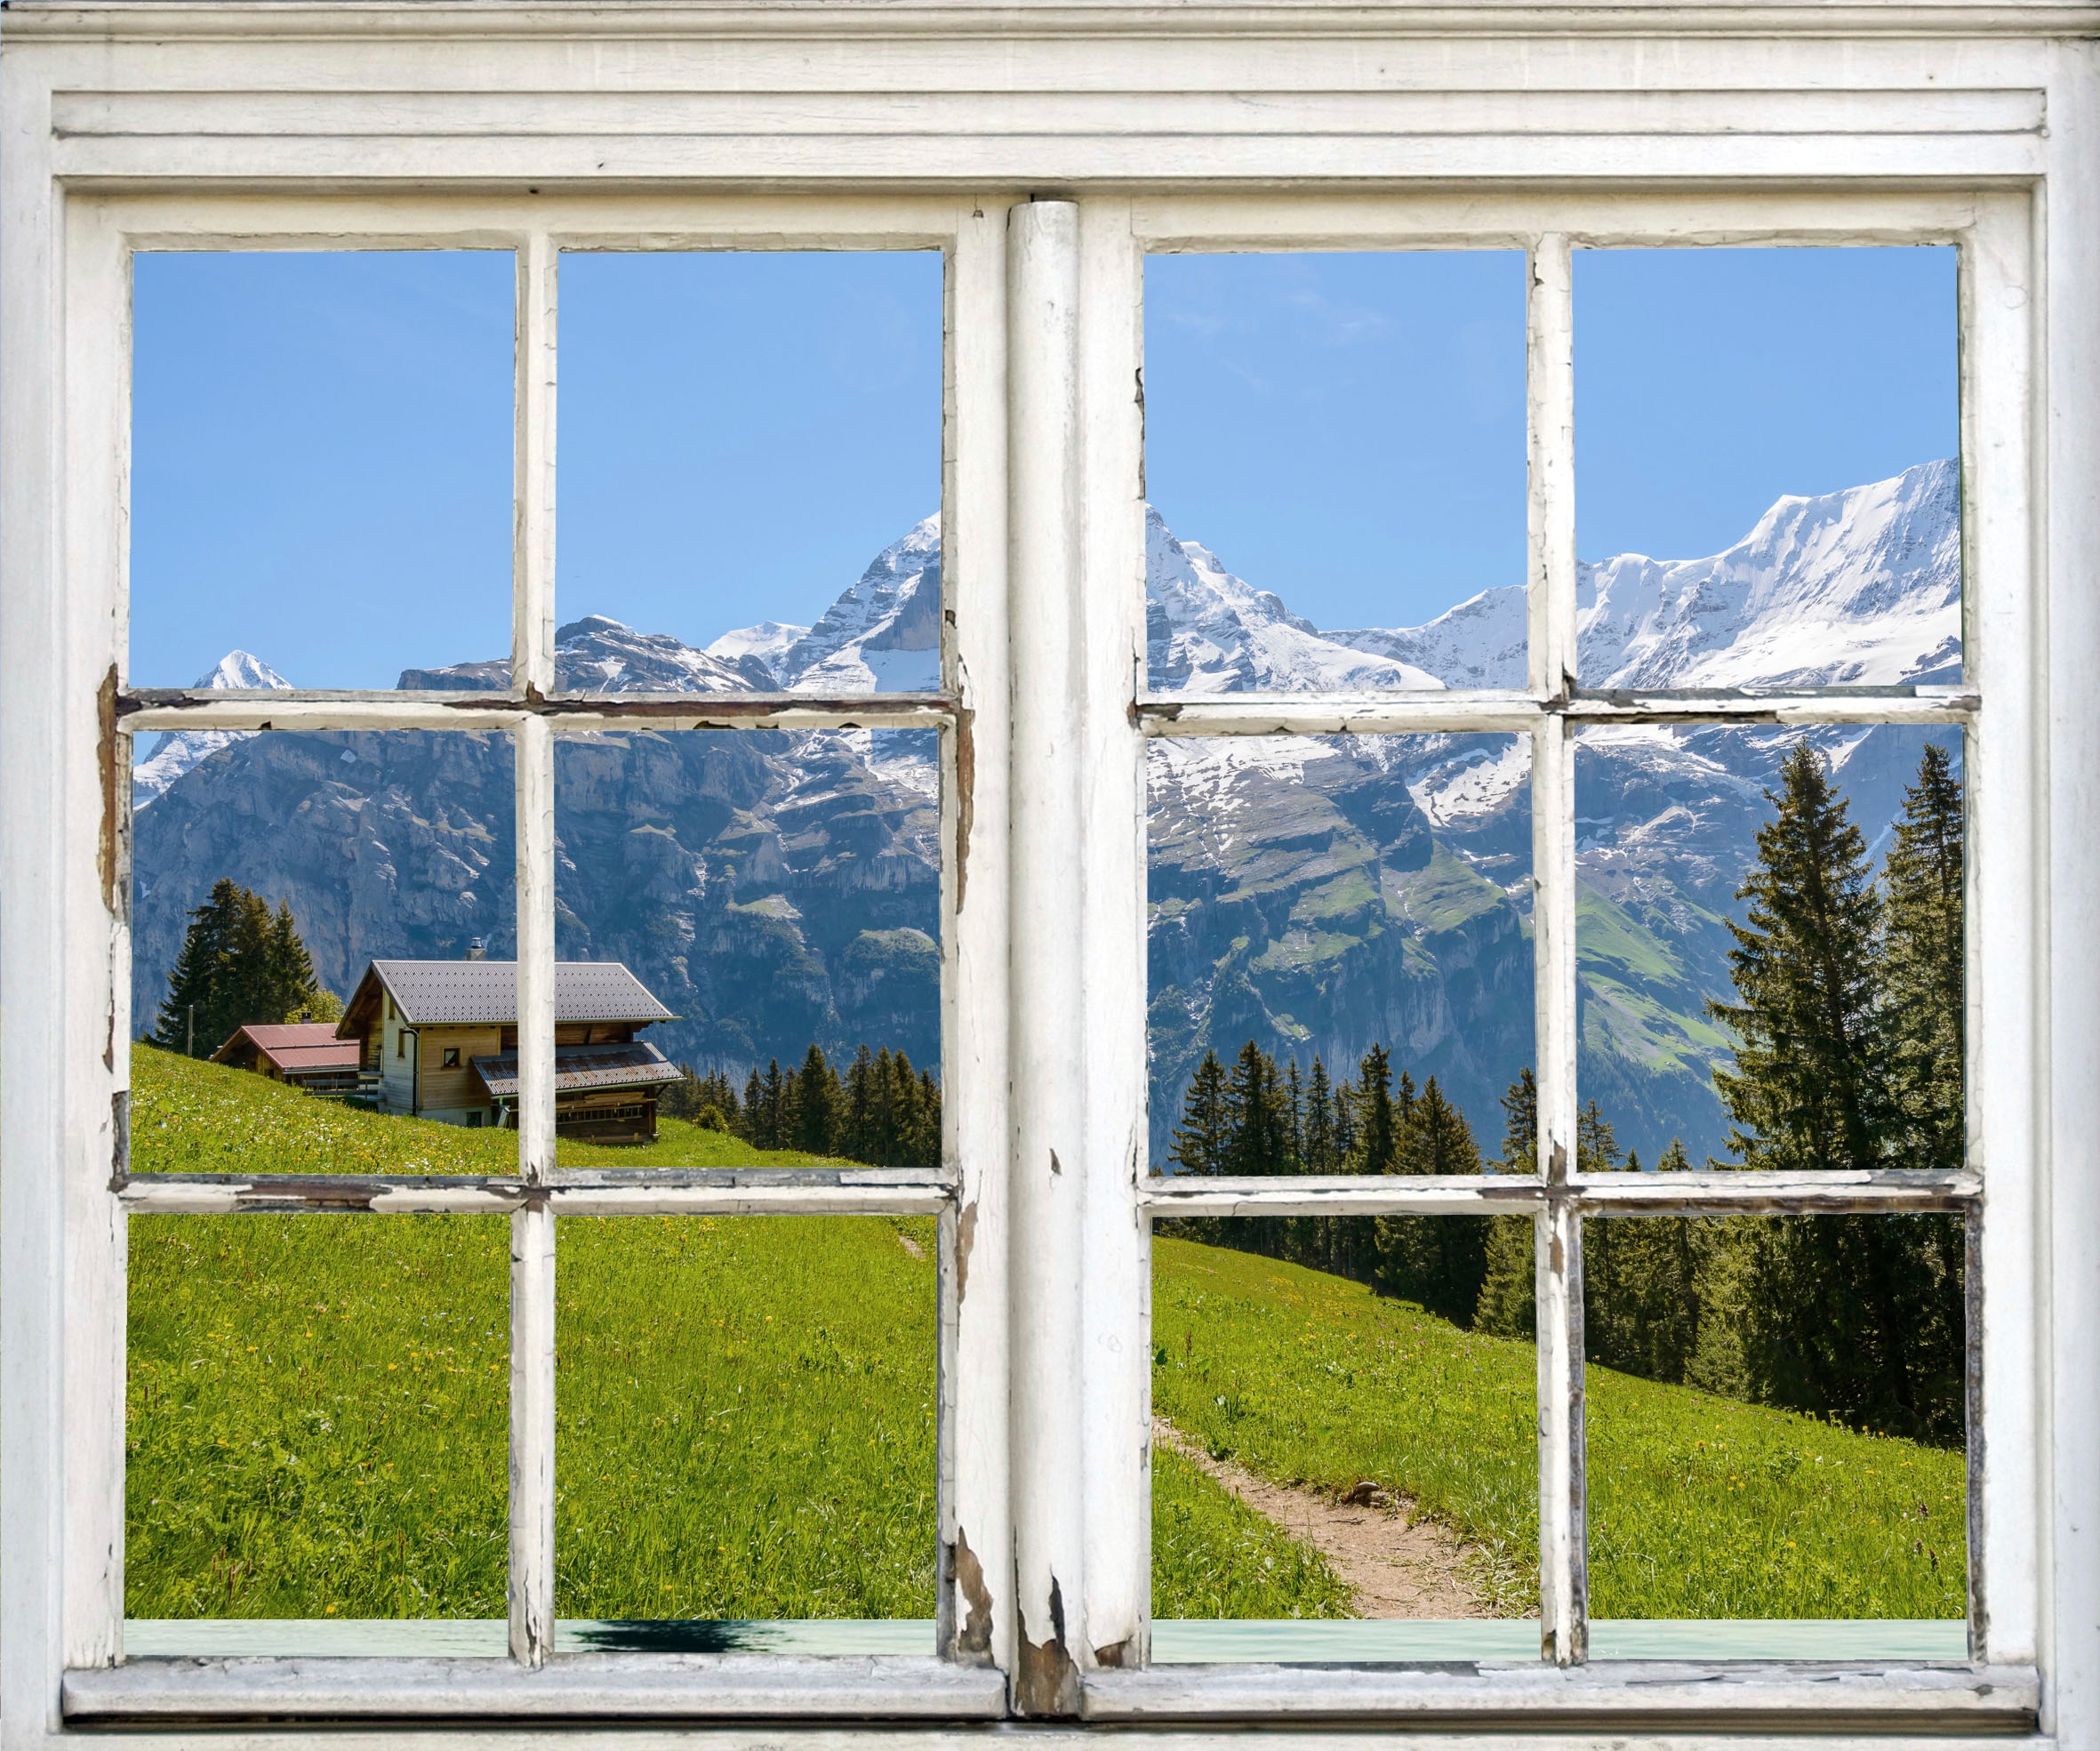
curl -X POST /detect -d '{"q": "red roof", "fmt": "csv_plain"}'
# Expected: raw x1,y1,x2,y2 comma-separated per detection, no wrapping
212,1023,361,1076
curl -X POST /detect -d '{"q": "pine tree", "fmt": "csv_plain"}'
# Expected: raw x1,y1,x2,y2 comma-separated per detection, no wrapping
1305,1058,1336,1170
913,1068,943,1169
759,1059,790,1151
1376,1075,1487,1325
1884,741,1965,1178
1706,743,1959,1442
797,1043,839,1157
1709,743,1894,1174
1224,1041,1288,1177
843,1045,877,1161
739,1068,765,1142
1474,1068,1538,1337
1171,1051,1231,1178
152,879,330,1056
1351,1045,1399,1175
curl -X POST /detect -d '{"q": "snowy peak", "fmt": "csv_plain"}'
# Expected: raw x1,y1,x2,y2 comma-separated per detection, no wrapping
551,615,771,694
774,515,942,694
708,620,811,679
197,650,292,693
1577,460,1961,690
1145,508,1444,694
132,650,294,808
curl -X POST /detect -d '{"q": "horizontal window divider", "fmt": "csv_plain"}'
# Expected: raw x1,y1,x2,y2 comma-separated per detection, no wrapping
113,1166,956,1217
1141,1168,1978,1217
1142,1171,1543,1217
1137,684,1977,737
1077,1660,2037,1731
116,689,960,735
61,1653,1007,1724
1574,1167,1981,1212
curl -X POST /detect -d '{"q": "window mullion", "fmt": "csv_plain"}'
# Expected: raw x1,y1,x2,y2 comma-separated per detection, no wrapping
1527,230,1587,1667
508,229,558,1670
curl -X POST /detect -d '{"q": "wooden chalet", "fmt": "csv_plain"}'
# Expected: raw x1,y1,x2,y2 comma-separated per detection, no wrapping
211,1022,365,1095
337,953,681,1142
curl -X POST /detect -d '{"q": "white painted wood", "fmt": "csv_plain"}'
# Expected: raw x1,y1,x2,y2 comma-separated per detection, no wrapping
939,197,1015,1676
1962,190,2040,1670
0,44,71,1739
60,1654,1008,1722
1078,1660,2040,1728
514,230,556,700
1526,229,1585,1669
508,237,560,1667
1529,234,1576,702
1142,1169,1976,1217
44,129,2051,189
115,1177,953,1217
2043,40,2100,1749
120,695,960,734
1139,689,1976,735
1005,197,1086,1717
44,85,2049,144
1075,197,1150,1675
52,187,132,1685
507,1204,557,1668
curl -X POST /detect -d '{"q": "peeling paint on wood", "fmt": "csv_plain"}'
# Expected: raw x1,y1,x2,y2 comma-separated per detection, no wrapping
955,1196,978,1302
1017,1578,1078,1716
953,701,974,911
97,663,121,915
950,1528,994,1658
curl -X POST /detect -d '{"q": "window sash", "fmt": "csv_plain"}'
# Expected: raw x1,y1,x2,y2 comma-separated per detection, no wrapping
14,178,2041,1730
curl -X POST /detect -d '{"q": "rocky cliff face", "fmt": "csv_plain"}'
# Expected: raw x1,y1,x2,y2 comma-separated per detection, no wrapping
132,724,941,1075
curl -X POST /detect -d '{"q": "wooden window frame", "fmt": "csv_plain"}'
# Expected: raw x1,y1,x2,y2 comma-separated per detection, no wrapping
2,5,2095,1743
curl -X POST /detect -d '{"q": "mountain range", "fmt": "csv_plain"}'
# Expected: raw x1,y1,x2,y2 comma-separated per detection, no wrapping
132,460,1961,1167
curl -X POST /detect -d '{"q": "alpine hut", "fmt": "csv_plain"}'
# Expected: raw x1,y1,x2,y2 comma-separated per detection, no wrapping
337,952,681,1141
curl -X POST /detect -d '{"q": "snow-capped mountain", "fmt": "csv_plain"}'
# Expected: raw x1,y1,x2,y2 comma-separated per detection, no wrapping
131,460,1960,1169
1147,508,1442,692
132,651,292,808
1313,458,1961,698
708,620,810,674
771,515,942,694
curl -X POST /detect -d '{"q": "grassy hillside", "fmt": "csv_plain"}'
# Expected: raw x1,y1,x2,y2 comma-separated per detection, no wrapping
1154,1238,1966,1619
127,1047,1339,1620
129,1048,1964,1625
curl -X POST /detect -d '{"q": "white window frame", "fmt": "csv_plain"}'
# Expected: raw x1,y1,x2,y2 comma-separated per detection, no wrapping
2,5,2094,1744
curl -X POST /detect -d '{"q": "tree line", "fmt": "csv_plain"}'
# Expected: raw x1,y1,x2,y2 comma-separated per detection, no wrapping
1165,741,1967,1445
663,1043,942,1169
152,877,342,1056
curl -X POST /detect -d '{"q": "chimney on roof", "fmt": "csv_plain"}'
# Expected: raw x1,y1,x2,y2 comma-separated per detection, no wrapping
465,939,486,961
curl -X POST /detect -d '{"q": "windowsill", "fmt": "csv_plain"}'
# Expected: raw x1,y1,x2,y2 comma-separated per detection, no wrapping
1081,1657,2037,1731
120,1618,934,1659
65,1639,1002,1724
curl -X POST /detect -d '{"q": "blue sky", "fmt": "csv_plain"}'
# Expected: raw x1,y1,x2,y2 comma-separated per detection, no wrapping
1145,245,1956,630
131,243,1952,690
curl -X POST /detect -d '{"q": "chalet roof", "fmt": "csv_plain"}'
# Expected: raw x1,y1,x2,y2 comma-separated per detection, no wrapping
211,1022,361,1075
339,960,674,1033
471,1040,684,1100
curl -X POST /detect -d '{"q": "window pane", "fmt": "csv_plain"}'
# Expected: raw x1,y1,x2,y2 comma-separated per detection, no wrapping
1143,252,1527,693
549,251,942,696
556,1216,936,1636
1151,734,1535,1192
130,253,514,694
127,1214,507,1635
1575,246,1960,687
1585,1212,1967,1658
1151,1219,1538,1659
132,729,520,1160
551,728,940,1165
1573,725,1963,1176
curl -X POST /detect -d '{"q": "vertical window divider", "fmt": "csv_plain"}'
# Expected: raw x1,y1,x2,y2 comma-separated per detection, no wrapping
1526,231,1588,1666
509,229,559,1669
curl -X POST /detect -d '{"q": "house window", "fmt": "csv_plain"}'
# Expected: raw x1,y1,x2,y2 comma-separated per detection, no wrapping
3,7,2087,1743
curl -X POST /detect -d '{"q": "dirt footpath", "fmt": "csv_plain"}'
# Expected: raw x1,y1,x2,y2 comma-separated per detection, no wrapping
1153,1415,1491,1618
